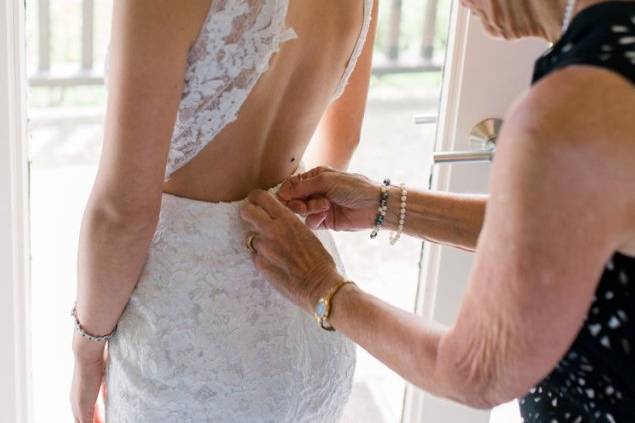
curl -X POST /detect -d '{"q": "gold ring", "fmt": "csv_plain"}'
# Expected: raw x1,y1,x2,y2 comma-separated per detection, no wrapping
246,234,257,254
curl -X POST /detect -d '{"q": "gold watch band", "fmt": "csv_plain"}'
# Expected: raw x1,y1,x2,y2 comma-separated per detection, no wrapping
315,280,356,331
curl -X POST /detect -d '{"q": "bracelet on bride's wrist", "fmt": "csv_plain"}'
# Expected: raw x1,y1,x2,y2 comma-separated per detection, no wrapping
71,303,117,343
370,178,391,239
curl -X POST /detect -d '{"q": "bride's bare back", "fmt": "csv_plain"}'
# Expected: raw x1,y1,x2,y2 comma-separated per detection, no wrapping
80,4,377,421
159,0,378,202
78,0,376,342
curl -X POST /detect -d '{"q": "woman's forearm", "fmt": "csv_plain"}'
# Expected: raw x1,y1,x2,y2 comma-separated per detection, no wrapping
242,187,516,409
384,187,488,251
329,283,502,409
329,284,470,403
74,200,158,350
331,284,444,385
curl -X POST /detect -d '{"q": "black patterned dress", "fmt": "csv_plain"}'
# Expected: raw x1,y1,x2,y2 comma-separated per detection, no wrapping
520,2,635,422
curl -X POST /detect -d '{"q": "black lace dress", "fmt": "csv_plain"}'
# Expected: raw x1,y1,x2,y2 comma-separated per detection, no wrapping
520,2,635,422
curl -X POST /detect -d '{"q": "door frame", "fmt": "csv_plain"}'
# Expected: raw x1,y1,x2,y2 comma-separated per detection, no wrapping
0,0,32,422
402,0,548,420
402,2,472,420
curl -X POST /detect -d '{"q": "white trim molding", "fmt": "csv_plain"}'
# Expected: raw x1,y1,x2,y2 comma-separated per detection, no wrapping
402,3,471,420
0,0,32,422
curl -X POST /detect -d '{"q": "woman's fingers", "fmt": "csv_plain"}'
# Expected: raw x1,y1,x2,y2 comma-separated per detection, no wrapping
286,199,308,214
306,212,328,230
285,197,330,216
240,203,275,232
249,234,272,257
292,165,334,183
278,170,335,201
306,197,330,214
247,190,290,219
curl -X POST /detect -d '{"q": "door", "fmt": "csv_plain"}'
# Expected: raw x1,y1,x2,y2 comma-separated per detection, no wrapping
0,0,31,422
403,3,547,422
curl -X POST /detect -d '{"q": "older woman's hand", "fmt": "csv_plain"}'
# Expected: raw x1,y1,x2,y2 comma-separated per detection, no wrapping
277,167,381,231
240,189,346,313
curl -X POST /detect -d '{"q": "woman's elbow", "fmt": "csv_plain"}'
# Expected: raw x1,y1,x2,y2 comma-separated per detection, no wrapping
450,380,515,410
434,341,522,410
427,365,510,410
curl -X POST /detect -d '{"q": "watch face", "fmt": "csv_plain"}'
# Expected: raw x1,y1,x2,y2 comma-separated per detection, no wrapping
316,299,328,318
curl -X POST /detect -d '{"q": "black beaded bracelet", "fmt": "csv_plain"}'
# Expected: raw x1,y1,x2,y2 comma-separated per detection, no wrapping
370,178,391,239
71,303,117,343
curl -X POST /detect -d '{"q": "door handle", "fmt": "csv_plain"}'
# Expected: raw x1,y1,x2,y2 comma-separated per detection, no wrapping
414,115,438,125
433,118,502,164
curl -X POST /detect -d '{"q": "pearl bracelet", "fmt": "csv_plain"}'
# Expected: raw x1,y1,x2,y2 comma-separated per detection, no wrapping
389,184,407,245
71,303,117,343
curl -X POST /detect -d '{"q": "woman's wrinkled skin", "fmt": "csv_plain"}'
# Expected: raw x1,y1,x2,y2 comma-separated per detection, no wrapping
461,0,564,40
240,0,635,410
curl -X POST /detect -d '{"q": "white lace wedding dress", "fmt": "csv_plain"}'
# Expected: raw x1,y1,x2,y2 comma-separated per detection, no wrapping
104,1,373,421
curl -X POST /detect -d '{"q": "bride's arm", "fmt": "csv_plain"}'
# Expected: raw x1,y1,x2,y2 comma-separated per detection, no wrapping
71,0,210,408
303,0,378,171
74,0,209,356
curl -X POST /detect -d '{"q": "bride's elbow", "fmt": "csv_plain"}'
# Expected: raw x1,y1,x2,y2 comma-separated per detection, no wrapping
83,192,160,236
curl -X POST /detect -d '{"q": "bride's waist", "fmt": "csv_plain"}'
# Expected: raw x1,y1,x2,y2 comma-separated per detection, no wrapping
162,161,304,204
152,171,303,251
151,192,253,252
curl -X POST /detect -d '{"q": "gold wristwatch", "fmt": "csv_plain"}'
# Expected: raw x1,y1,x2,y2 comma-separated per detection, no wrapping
314,280,356,331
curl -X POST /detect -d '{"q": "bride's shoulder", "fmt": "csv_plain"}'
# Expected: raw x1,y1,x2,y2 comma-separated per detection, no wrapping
111,0,212,47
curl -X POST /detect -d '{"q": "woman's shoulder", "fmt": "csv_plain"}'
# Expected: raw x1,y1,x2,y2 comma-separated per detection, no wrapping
491,65,635,261
508,65,634,152
501,64,635,246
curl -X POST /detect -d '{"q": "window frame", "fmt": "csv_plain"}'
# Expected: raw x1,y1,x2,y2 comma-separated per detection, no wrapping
0,0,32,421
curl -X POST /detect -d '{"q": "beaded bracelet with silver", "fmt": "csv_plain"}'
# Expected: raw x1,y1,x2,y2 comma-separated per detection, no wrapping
71,303,117,343
370,178,391,239
389,184,407,245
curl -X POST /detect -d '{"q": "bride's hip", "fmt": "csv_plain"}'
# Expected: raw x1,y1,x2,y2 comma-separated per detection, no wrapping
107,219,355,402
109,228,354,383
148,183,344,276
115,189,346,347
104,168,354,422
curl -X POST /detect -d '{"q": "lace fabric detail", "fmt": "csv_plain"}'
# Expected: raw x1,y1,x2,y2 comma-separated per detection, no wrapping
104,0,373,179
165,0,373,179
106,184,356,422
166,0,298,179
